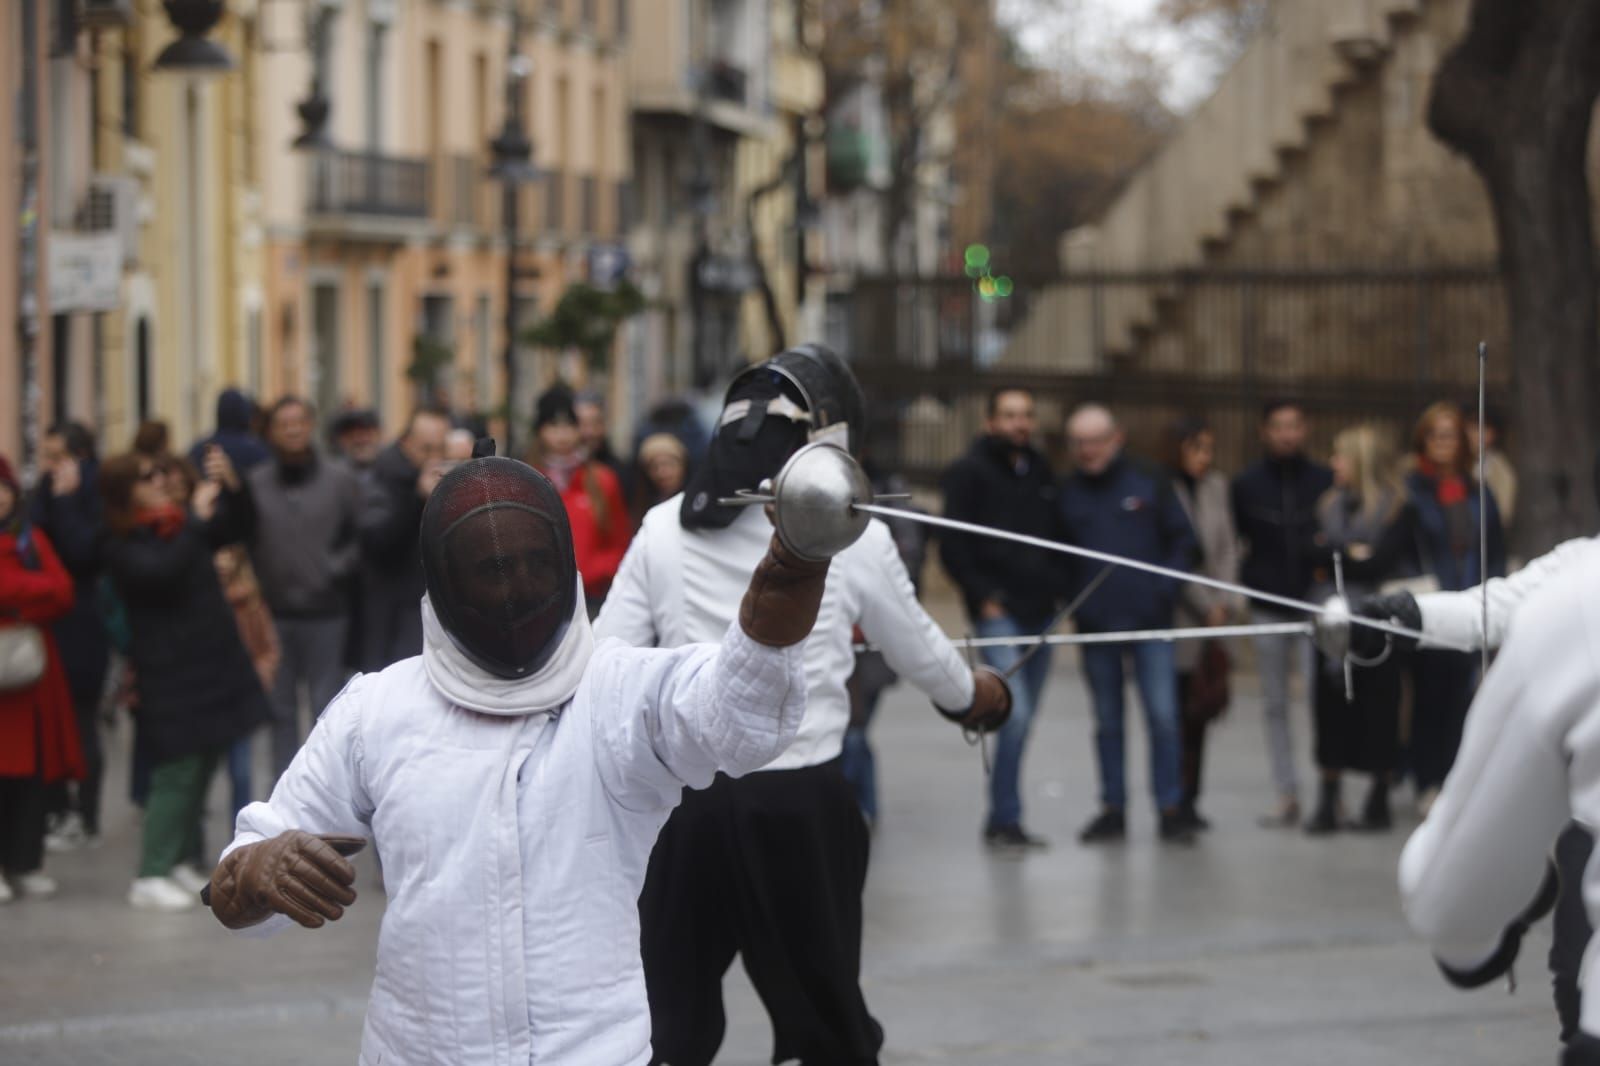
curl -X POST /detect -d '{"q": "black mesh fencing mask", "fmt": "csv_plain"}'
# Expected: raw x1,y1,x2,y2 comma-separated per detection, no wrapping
421,458,577,679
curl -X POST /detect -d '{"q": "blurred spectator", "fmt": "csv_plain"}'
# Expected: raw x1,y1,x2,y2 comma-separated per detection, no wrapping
214,545,278,817
1059,405,1197,845
576,390,635,503
1466,404,1517,534
132,420,171,460
31,423,110,852
1405,401,1505,816
1304,425,1414,835
0,454,83,902
631,432,689,522
328,409,383,474
841,459,929,825
247,398,361,782
633,396,710,469
358,406,452,670
188,388,270,474
527,386,630,616
1232,399,1332,828
444,428,476,464
1167,418,1243,832
939,386,1060,850
101,447,269,912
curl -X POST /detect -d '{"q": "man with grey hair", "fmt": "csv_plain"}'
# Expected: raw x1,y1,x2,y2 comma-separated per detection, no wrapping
1057,404,1199,844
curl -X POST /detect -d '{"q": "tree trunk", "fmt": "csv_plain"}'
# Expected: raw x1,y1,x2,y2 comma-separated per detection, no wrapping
1428,0,1600,557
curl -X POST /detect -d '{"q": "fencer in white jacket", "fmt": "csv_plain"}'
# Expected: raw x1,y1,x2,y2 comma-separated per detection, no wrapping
206,456,841,1066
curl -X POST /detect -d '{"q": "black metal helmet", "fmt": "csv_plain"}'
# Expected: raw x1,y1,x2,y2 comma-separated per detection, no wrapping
722,343,866,457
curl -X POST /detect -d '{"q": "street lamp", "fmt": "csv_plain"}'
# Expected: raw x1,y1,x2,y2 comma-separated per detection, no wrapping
153,0,235,73
291,1,340,151
487,14,540,453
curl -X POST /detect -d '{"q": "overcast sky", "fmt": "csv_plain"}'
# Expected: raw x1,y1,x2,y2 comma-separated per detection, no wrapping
998,0,1228,112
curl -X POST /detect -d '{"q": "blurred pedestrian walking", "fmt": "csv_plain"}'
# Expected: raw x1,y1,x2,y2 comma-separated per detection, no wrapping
0,454,83,902
631,432,688,523
1167,418,1243,832
246,397,361,782
527,386,630,616
1232,400,1332,828
940,386,1061,850
101,448,269,911
1466,404,1517,536
358,406,451,671
1404,401,1505,815
1059,405,1198,845
576,390,636,504
31,424,110,852
328,408,382,475
187,388,270,475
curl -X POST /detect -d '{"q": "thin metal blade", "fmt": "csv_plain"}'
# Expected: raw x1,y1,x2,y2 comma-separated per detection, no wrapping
1478,341,1490,676
854,621,1315,654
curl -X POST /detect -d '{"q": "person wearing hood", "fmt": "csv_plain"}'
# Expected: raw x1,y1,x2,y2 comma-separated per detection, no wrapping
939,385,1064,850
245,397,362,783
357,406,452,671
188,388,270,475
207,450,837,1066
526,385,630,615
1057,404,1199,845
30,422,110,851
595,345,1010,1066
0,454,82,902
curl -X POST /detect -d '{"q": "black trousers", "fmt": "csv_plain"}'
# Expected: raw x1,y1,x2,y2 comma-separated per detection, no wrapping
46,694,105,834
1312,652,1402,775
1176,671,1209,806
0,774,47,874
642,759,882,1066
1552,823,1595,1044
1411,650,1478,791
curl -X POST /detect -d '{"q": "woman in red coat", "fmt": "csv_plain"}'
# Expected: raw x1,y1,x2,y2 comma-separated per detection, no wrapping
0,455,82,903
527,386,631,615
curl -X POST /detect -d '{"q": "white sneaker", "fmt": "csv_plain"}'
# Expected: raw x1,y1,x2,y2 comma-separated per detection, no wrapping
44,812,85,853
12,871,58,898
0,878,13,904
128,876,197,912
169,863,210,896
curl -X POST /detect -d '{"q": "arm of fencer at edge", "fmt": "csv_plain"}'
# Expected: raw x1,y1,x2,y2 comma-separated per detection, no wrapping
853,521,974,714
1414,537,1595,651
218,679,375,937
1396,602,1574,973
591,532,660,648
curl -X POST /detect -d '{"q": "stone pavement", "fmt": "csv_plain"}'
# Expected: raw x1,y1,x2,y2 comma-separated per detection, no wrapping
0,657,1558,1065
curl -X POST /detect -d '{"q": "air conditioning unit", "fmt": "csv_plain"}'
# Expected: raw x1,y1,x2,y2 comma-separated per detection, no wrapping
78,0,133,28
81,175,140,267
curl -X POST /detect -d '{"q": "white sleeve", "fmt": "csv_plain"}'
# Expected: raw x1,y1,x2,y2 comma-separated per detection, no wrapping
221,676,376,938
1398,592,1582,969
853,522,974,713
1416,537,1595,651
589,623,808,811
592,527,658,648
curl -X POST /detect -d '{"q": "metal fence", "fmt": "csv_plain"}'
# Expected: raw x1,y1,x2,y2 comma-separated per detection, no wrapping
837,266,1513,483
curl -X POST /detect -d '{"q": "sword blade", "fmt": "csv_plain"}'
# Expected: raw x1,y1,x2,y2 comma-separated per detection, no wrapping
1478,341,1490,675
854,504,1470,653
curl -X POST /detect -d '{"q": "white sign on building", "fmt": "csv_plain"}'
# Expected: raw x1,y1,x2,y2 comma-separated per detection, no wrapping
48,232,122,312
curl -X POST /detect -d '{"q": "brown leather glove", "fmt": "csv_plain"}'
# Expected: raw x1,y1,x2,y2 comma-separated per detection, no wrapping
939,665,1012,733
739,534,832,647
208,830,359,930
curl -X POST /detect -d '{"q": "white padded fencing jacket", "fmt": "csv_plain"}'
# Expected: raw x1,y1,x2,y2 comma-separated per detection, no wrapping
1415,536,1597,651
1399,538,1600,1034
594,498,975,771
222,614,807,1066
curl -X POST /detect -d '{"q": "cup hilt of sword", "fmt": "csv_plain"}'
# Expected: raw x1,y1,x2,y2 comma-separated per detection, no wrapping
717,442,906,562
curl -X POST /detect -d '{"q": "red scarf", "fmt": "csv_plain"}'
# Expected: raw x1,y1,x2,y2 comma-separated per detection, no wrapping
1417,458,1468,507
134,503,187,541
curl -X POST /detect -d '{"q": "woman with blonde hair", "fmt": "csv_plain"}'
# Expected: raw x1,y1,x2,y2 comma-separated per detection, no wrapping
1304,424,1416,834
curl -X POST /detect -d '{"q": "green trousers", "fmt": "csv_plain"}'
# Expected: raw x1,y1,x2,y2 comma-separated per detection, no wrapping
138,751,220,879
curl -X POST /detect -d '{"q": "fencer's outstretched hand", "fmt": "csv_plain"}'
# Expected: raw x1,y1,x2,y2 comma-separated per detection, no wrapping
941,666,1012,734
739,535,831,648
1350,591,1421,659
208,830,358,931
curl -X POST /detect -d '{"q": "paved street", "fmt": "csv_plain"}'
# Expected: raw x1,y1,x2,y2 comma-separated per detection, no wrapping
0,649,1557,1066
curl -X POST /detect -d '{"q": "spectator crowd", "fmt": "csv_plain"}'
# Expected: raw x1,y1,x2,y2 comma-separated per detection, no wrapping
0,374,1515,910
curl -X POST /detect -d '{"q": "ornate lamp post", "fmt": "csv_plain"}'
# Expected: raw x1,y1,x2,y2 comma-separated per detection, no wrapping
487,5,539,452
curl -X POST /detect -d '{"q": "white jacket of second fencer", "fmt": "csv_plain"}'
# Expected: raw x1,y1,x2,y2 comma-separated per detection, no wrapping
1399,537,1600,1034
1416,536,1598,650
224,617,807,1066
594,497,975,771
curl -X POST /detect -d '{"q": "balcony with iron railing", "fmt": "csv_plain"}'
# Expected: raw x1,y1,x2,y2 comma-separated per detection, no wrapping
307,151,431,227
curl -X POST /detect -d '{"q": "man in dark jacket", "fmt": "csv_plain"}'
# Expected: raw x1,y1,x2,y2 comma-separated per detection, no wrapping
31,422,109,850
188,388,270,474
1058,405,1198,845
247,398,362,781
358,406,451,671
941,387,1061,849
1230,399,1333,828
